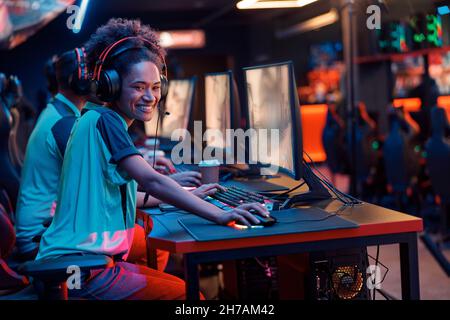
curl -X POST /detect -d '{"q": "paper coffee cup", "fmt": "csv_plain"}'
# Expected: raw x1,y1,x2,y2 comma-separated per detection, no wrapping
198,159,220,184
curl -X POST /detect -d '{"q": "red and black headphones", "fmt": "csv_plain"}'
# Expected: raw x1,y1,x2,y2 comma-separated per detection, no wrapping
55,47,92,96
92,36,168,103
72,47,92,95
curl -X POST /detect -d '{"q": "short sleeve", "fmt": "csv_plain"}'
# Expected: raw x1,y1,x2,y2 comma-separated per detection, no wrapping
95,111,142,185
96,112,141,164
51,116,77,159
46,129,63,163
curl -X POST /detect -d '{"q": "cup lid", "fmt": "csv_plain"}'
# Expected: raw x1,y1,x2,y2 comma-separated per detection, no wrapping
198,159,221,167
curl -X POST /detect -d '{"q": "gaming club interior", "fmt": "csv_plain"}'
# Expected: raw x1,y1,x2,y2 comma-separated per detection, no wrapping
0,0,449,303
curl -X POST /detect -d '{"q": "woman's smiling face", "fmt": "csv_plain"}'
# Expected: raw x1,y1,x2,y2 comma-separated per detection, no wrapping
113,61,161,126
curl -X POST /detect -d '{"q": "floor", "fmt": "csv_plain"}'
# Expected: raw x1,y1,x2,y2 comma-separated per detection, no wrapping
367,240,450,300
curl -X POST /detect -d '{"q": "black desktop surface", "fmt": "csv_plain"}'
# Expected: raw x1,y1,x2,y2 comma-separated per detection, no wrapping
176,207,358,241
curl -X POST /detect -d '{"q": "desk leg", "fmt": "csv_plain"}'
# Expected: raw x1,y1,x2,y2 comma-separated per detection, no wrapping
146,238,158,269
184,254,200,300
400,233,420,300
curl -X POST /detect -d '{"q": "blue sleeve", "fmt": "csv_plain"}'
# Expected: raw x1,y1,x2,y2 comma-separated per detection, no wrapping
96,111,142,164
51,116,77,158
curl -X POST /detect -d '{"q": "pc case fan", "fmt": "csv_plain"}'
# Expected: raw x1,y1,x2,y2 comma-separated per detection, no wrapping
310,248,369,300
331,265,364,300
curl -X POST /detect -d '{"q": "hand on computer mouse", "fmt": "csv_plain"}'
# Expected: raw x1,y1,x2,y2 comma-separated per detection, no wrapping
217,203,270,227
191,183,226,199
169,171,202,187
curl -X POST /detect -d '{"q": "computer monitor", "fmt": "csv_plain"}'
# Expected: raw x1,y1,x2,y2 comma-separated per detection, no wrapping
144,77,196,140
204,71,235,152
243,61,303,180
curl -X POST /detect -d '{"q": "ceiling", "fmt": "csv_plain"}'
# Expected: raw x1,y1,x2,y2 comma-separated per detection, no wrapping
103,0,233,12
90,0,445,30
91,0,329,29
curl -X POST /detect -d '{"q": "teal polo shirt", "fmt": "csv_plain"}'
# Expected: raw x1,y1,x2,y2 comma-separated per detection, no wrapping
37,104,141,261
15,93,81,254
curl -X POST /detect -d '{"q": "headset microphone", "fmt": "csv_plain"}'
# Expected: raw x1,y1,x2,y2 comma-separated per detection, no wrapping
145,101,168,206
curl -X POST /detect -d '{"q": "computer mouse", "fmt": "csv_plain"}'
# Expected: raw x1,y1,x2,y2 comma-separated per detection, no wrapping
251,213,277,227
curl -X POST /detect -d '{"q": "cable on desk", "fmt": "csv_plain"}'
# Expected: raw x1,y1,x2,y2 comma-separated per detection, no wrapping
276,203,350,224
367,249,390,300
267,181,306,200
303,151,363,206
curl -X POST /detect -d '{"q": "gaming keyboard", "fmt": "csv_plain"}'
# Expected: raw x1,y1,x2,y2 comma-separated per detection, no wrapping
158,185,278,213
209,186,277,211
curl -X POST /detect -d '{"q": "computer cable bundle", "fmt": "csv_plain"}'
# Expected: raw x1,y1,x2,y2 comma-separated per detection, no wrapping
303,151,362,206
367,245,391,300
268,181,306,201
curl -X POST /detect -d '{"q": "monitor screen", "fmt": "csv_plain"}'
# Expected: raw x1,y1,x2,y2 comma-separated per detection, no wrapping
144,78,196,139
244,61,303,180
391,56,425,98
162,78,196,138
204,72,232,150
429,51,450,95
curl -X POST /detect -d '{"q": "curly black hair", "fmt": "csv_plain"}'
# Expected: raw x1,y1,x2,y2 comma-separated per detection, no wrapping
84,18,166,78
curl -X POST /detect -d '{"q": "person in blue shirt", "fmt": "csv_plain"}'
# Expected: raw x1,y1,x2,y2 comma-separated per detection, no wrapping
15,50,88,260
37,18,269,300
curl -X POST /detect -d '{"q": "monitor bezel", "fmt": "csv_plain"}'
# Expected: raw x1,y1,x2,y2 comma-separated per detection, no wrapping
204,70,235,149
160,76,197,139
242,61,303,180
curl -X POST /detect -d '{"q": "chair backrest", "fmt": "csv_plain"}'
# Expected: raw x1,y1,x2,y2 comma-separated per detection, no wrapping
383,117,410,192
346,124,371,181
425,108,450,202
0,201,15,259
0,101,20,210
322,109,343,173
8,107,24,169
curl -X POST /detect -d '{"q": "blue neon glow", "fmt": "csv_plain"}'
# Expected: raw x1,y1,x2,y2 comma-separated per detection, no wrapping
438,6,450,16
72,0,89,34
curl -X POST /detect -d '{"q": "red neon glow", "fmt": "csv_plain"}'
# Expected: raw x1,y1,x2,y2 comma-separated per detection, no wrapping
300,104,328,163
393,96,450,121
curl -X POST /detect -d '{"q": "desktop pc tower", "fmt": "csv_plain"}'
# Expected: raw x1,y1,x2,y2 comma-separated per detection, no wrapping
235,256,280,300
307,248,369,300
221,249,369,300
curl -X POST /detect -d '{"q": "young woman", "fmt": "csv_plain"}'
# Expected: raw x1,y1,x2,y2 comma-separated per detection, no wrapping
36,18,269,300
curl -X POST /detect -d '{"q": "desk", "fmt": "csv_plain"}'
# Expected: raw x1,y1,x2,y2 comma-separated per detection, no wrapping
142,198,423,300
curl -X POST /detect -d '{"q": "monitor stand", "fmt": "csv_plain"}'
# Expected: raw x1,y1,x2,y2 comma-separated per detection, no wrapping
280,163,332,209
235,164,280,179
225,164,289,192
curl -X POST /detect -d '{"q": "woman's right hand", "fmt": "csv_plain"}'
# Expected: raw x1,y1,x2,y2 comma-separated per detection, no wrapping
214,203,270,227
